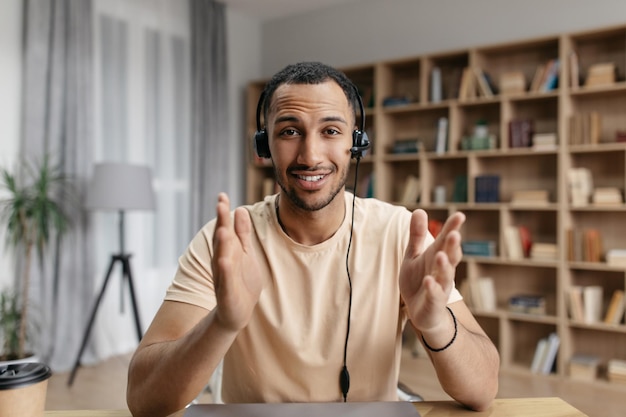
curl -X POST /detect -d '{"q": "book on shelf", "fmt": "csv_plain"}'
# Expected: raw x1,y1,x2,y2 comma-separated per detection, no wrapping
592,187,623,206
584,62,616,87
473,67,495,98
430,66,442,103
567,285,605,324
511,189,550,206
469,277,496,312
540,59,559,92
530,242,558,261
458,67,477,100
608,359,626,385
603,289,625,325
606,249,626,267
474,174,500,202
583,228,603,263
399,175,421,204
568,354,599,382
531,332,560,374
531,132,558,151
499,71,526,95
435,117,448,154
568,112,602,145
391,138,422,154
567,286,585,322
566,227,603,263
567,167,593,207
529,63,546,92
508,119,534,148
508,294,546,315
461,240,496,257
503,225,524,260
569,51,580,88
452,175,467,203
583,285,603,324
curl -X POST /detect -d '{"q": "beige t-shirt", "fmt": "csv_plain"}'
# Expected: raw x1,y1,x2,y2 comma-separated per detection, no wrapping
166,193,461,403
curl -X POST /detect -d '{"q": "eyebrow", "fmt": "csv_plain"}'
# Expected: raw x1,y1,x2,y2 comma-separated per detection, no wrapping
274,115,348,125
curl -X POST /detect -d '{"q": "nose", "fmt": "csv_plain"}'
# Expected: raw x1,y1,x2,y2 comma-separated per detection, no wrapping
296,133,324,166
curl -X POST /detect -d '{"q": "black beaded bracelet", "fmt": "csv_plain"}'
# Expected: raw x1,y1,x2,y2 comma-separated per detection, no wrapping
421,306,457,352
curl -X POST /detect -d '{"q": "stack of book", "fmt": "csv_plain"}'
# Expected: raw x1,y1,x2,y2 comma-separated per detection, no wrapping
568,354,600,382
592,187,623,206
461,240,496,257
530,243,558,261
508,294,546,315
511,189,550,206
606,249,626,267
584,62,616,87
607,359,626,385
390,138,421,154
532,132,558,151
499,71,526,95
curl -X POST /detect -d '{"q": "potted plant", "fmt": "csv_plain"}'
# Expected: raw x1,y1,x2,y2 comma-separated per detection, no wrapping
0,155,72,361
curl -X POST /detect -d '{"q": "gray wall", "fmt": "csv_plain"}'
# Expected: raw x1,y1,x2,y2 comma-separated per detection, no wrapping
260,0,626,77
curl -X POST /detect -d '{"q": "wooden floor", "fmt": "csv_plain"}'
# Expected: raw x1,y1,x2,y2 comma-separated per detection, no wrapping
46,346,624,416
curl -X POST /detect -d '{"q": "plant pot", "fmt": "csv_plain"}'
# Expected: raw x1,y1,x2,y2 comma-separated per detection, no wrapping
0,362,51,417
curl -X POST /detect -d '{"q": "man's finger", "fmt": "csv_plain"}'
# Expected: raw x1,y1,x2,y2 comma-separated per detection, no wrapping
405,209,428,259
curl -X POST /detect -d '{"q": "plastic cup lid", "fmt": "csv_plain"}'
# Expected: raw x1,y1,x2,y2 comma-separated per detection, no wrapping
0,362,52,390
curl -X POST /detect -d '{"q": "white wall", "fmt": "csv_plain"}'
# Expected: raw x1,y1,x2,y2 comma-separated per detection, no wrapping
0,0,22,289
260,0,626,77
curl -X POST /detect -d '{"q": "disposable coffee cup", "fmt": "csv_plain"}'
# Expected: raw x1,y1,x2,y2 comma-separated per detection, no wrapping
0,362,52,417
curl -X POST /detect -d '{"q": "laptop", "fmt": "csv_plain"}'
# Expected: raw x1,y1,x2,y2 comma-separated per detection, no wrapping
184,401,421,417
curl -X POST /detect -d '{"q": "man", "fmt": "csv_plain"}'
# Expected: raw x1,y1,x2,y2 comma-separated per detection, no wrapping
127,62,499,417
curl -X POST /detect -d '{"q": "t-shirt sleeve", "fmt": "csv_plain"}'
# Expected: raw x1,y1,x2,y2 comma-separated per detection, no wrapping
164,220,217,311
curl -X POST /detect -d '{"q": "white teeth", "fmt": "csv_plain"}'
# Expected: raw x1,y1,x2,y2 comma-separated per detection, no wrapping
298,175,324,182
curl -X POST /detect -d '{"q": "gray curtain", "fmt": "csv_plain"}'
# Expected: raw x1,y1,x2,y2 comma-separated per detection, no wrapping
189,0,230,233
21,0,95,371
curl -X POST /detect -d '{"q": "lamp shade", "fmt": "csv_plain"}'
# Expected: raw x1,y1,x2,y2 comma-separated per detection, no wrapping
85,163,156,211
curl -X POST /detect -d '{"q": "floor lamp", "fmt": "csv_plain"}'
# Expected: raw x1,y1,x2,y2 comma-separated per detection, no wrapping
68,163,156,386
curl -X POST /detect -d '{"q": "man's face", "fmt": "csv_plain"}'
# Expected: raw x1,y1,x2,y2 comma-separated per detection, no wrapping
267,81,354,212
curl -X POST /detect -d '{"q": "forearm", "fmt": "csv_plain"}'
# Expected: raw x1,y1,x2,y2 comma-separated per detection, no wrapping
416,306,499,411
127,309,238,417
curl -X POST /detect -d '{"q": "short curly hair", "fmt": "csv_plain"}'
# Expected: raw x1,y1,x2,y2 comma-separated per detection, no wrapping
259,62,360,128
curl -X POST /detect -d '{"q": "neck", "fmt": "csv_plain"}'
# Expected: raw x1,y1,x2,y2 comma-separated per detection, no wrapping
275,192,346,245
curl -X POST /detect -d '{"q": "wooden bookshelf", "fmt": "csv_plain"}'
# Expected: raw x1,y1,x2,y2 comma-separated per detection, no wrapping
245,24,626,388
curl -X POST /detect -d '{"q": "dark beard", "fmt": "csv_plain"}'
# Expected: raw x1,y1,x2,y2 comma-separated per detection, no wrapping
274,166,349,212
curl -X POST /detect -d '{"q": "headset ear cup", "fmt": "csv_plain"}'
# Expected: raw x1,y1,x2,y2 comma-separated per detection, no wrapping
254,130,271,158
350,130,370,158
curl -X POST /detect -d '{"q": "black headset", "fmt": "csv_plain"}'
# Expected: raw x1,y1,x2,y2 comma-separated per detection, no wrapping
254,85,371,159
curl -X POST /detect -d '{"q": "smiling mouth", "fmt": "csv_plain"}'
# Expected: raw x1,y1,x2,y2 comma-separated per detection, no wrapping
297,174,325,182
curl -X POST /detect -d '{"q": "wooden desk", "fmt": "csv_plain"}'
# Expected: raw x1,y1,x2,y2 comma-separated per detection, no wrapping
44,397,588,417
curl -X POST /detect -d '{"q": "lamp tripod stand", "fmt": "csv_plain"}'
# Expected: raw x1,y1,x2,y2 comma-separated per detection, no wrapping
68,210,143,386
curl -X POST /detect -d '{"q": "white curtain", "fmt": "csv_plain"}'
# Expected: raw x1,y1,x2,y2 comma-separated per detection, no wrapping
89,0,192,361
